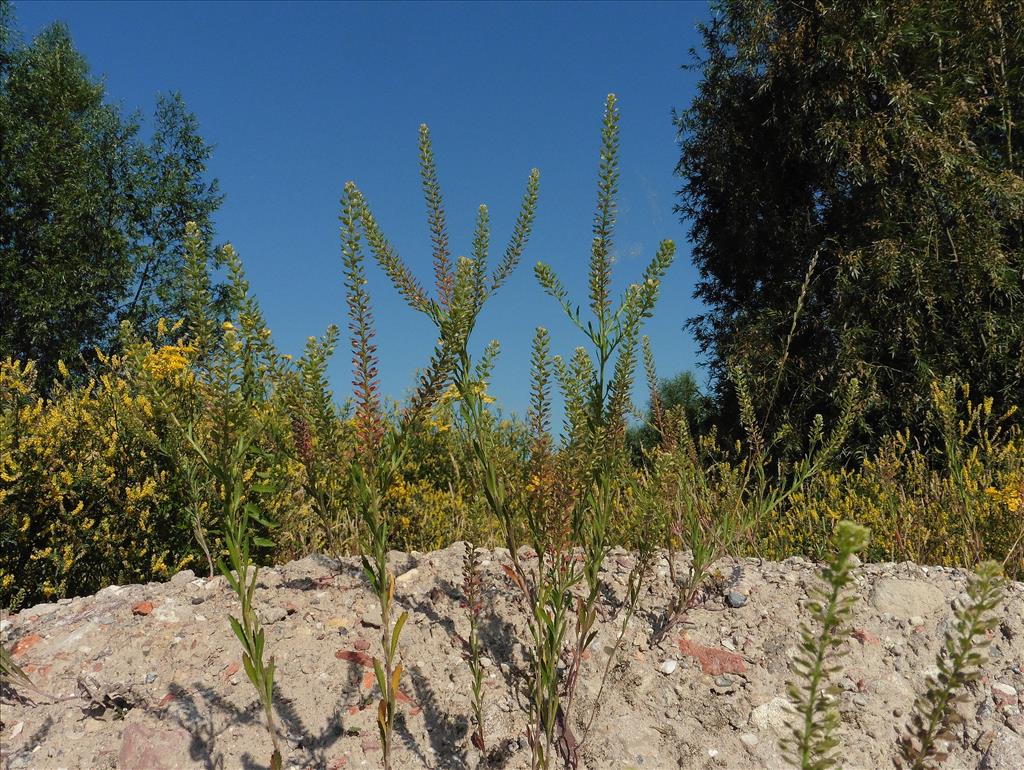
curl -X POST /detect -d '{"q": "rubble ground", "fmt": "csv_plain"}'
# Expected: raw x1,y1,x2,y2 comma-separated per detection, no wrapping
1,544,1022,770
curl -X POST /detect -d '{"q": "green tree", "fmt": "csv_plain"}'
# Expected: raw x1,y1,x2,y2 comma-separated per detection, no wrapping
0,9,222,388
0,19,138,386
628,370,710,461
122,92,223,338
677,0,1024,440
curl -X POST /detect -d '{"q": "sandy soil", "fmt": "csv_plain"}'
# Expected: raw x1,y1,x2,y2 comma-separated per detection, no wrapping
1,544,1022,770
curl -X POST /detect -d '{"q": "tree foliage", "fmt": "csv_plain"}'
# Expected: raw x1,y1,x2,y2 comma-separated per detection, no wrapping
627,369,711,461
0,7,221,389
677,0,1024,440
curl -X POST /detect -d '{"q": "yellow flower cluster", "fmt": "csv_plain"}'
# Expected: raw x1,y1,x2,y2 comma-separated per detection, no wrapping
0,347,308,606
143,344,196,380
760,429,1023,579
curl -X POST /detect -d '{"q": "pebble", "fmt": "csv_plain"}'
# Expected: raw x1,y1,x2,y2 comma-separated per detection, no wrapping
659,659,678,675
993,682,1018,707
740,733,759,750
170,569,196,586
259,605,288,625
726,592,747,608
395,568,420,586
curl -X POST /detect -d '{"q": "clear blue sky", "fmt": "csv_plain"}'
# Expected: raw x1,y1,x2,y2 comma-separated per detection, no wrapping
13,0,712,421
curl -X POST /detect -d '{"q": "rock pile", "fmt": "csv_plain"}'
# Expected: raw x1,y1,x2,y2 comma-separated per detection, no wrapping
1,545,1022,769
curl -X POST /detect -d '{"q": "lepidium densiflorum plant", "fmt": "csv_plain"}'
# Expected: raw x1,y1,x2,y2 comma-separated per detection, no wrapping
338,185,454,770
781,520,869,770
282,325,360,558
351,118,541,763
895,560,1005,770
651,261,861,645
532,93,675,761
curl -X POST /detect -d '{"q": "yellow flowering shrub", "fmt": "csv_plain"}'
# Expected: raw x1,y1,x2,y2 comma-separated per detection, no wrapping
759,383,1023,579
0,330,308,607
0,351,205,604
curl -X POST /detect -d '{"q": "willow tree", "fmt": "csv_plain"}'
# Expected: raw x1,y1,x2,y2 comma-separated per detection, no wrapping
677,0,1024,440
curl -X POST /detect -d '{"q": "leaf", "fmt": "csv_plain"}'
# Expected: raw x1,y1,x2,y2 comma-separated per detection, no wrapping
391,663,404,697
391,611,408,659
241,653,258,688
227,615,247,648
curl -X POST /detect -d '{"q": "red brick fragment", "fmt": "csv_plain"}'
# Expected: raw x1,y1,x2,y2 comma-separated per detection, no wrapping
677,636,747,676
361,670,376,690
335,649,374,668
132,601,155,616
118,723,190,770
852,628,880,645
328,758,348,770
11,633,42,656
221,661,240,681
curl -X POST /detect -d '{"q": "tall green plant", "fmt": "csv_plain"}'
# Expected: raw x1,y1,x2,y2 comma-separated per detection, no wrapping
339,183,452,770
354,118,548,764
782,520,869,770
534,94,675,746
149,223,286,769
896,561,1005,769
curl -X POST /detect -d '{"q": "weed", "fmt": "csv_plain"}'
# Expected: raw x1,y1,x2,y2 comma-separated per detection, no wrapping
895,560,1005,769
532,94,675,764
353,118,541,764
781,520,869,770
339,180,454,769
463,541,487,755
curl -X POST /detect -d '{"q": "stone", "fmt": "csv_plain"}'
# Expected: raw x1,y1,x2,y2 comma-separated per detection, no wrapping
257,568,283,589
131,601,155,616
659,659,678,675
726,592,748,608
259,605,288,624
993,682,1018,708
852,628,881,645
740,733,759,751
870,578,945,619
118,722,191,770
169,569,196,586
10,633,42,656
981,728,1024,770
152,602,181,623
750,697,791,735
395,567,420,586
678,637,747,676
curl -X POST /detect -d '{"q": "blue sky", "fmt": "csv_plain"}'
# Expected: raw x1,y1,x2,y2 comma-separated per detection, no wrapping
13,0,712,421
